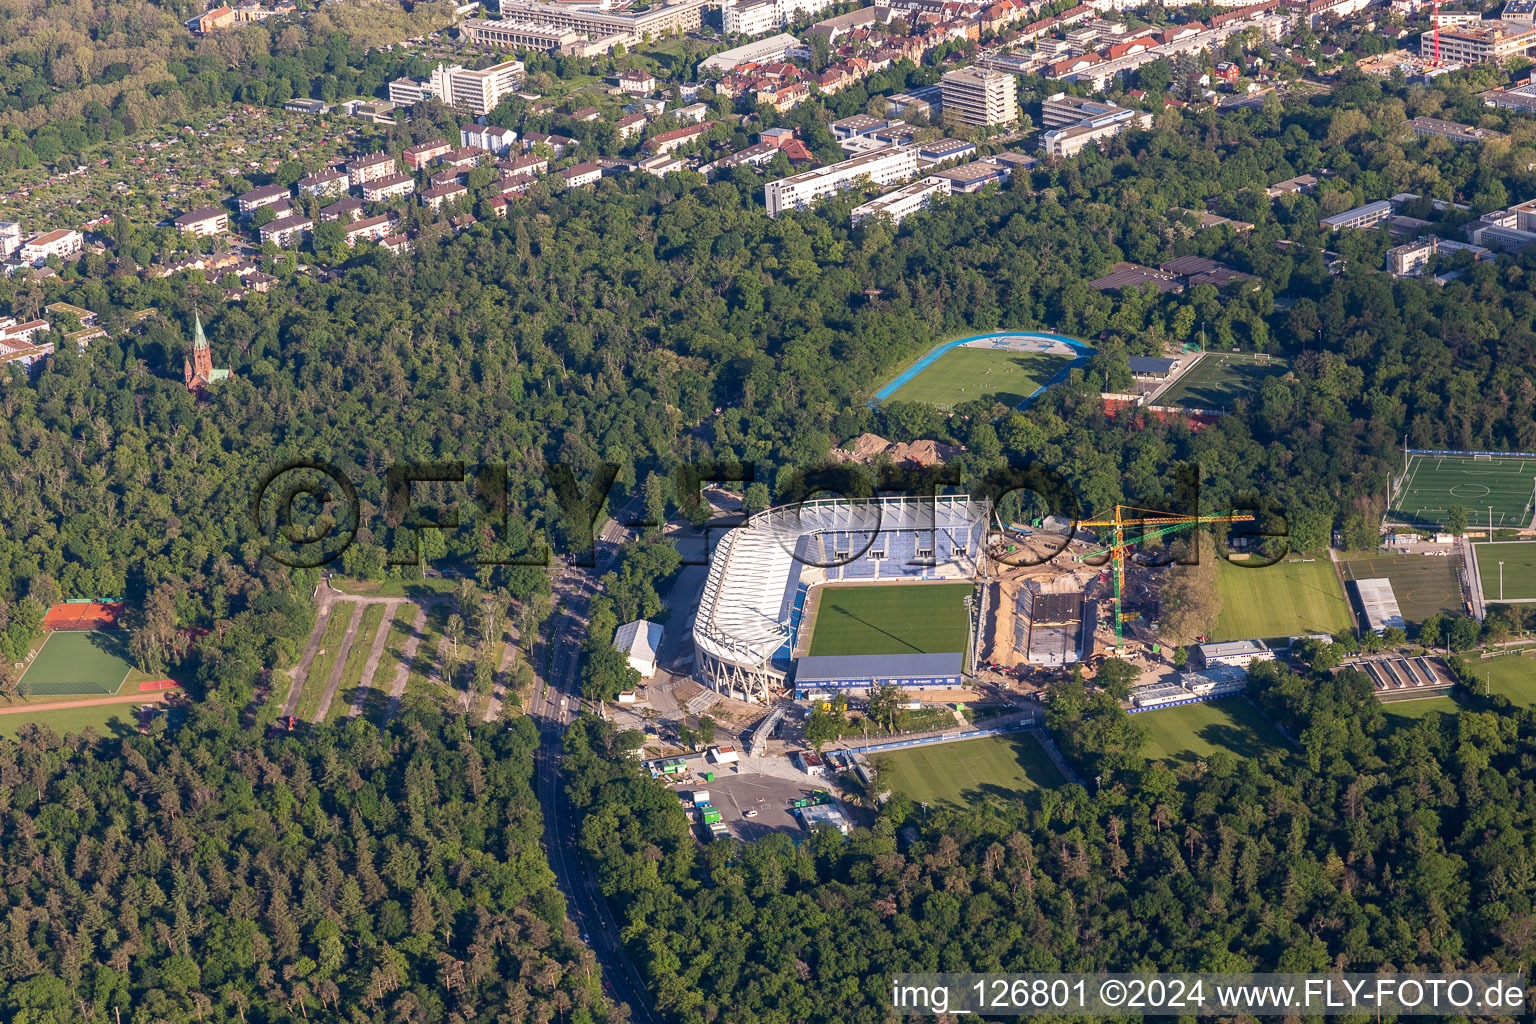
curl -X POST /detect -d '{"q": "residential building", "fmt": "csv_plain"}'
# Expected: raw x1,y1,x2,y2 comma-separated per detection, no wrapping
319,197,366,222
381,233,413,256
420,183,468,211
0,222,20,258
258,214,313,248
344,214,393,246
1434,21,1536,63
44,302,97,328
1408,115,1506,144
346,152,397,189
19,229,84,263
174,207,229,236
723,0,839,35
431,61,525,116
362,174,417,202
699,32,800,73
764,146,919,217
297,169,348,197
236,184,291,218
501,154,548,179
615,112,648,141
439,145,488,170
619,69,657,94
388,77,431,107
850,176,950,226
674,102,710,124
1266,172,1324,197
186,6,236,33
462,126,518,155
1319,200,1394,231
643,122,714,155
559,162,606,188
522,132,577,156
497,0,709,41
403,140,453,170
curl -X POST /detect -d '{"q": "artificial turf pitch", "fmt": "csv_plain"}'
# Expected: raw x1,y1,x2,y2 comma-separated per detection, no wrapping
886,347,1073,409
19,630,135,696
1339,554,1467,625
1157,353,1289,411
1473,541,1536,603
805,583,973,657
1213,557,1352,641
875,732,1062,808
1389,454,1536,530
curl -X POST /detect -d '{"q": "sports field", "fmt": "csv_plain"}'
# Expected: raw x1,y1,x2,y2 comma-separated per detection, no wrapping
1478,652,1536,707
805,583,972,656
1135,697,1288,763
1213,557,1352,641
1389,453,1536,530
885,348,1073,409
19,630,135,697
875,731,1062,809
1339,554,1467,625
1381,693,1466,729
1472,541,1536,603
0,703,137,740
1157,352,1289,411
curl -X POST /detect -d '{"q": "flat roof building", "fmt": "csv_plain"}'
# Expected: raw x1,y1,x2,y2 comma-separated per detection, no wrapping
850,176,951,227
941,67,1018,127
498,0,708,41
1320,200,1393,232
1193,639,1274,669
1434,21,1536,63
1408,115,1506,144
699,32,801,73
614,620,664,679
1352,578,1406,634
764,146,919,217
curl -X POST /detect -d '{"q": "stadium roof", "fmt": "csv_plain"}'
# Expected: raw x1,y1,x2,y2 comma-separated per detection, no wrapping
793,652,963,684
1353,578,1406,633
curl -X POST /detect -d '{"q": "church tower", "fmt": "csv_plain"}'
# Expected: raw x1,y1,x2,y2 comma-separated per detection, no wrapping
184,312,213,390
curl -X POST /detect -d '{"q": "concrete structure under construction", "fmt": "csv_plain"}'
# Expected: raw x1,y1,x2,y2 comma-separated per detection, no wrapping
1014,578,1091,666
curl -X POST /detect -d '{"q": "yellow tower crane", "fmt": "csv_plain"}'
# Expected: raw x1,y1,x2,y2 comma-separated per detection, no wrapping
1073,505,1256,645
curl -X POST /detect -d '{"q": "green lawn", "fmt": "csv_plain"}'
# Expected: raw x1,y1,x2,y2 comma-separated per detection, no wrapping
1473,541,1536,603
328,603,386,723
1380,693,1467,728
401,603,454,716
1213,557,1352,641
295,604,356,722
807,583,973,657
1476,654,1536,707
19,630,135,696
1135,697,1288,764
886,347,1072,409
1158,353,1289,411
0,703,137,740
875,731,1062,809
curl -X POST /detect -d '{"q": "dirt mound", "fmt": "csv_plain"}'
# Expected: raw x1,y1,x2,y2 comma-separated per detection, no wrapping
830,433,964,468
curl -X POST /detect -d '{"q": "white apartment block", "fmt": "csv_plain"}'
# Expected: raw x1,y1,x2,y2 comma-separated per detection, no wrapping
346,153,397,189
723,0,838,36
461,125,518,155
362,174,417,202
1319,200,1394,231
430,61,525,117
20,229,84,263
764,146,919,217
941,68,1018,127
850,176,951,227
0,222,21,258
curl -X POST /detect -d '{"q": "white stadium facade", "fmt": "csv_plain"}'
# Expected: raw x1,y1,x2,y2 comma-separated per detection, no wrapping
691,495,989,702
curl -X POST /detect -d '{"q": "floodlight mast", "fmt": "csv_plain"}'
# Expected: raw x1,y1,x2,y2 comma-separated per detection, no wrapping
1073,505,1257,645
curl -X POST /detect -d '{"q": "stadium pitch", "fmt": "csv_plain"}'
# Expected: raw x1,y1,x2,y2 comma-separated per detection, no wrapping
1473,541,1536,603
805,582,972,657
19,630,135,697
1157,352,1289,411
874,731,1062,809
1389,452,1536,530
885,348,1074,409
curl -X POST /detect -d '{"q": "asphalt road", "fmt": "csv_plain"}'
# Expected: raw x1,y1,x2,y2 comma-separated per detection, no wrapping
531,496,662,1024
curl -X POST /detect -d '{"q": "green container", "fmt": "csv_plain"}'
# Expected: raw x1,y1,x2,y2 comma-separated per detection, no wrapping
703,810,722,824
703,772,714,781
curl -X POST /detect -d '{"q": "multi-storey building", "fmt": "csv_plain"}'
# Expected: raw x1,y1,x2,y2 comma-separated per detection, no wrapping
258,215,313,248
763,146,919,217
850,176,951,227
497,0,708,40
362,174,417,202
430,61,525,116
346,152,397,189
174,207,230,236
403,140,453,170
236,184,291,217
297,169,349,197
1319,200,1394,232
459,18,586,52
19,229,83,263
940,68,1018,127
1435,21,1536,63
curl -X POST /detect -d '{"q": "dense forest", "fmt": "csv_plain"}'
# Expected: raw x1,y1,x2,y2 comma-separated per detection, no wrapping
563,672,1536,1024
0,708,618,1024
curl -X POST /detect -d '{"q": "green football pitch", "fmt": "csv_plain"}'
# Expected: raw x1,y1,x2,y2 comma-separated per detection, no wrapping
1478,652,1536,707
1157,352,1289,411
875,731,1063,809
1135,697,1288,764
1213,557,1352,641
885,347,1073,409
1473,541,1536,603
805,583,972,657
1389,453,1536,530
19,630,135,697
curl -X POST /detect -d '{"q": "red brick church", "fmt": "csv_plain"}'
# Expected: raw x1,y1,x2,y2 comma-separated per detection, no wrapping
183,312,231,395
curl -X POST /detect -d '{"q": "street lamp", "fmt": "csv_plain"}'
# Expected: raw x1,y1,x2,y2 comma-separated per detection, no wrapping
1500,561,1505,603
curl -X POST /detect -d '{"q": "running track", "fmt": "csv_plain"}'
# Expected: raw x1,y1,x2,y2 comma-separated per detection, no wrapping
871,331,1095,406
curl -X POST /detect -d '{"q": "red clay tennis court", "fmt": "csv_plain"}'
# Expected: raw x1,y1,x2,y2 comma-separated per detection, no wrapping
42,601,125,631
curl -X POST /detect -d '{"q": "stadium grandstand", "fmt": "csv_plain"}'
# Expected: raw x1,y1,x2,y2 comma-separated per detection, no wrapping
692,495,988,702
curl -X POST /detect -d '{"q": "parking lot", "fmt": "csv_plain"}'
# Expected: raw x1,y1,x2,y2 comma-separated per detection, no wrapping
677,769,829,841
